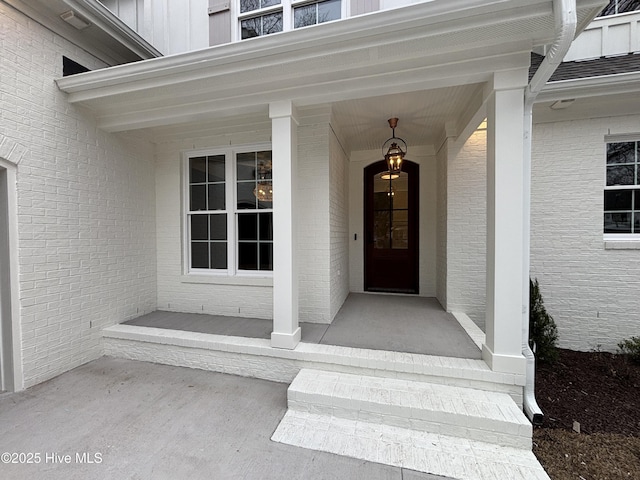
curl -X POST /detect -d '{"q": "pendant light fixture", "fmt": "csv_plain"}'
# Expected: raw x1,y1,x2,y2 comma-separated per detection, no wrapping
253,159,273,202
382,117,407,175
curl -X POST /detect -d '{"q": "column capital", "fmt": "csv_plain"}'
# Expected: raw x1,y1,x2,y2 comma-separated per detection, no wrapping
489,68,529,93
269,100,299,124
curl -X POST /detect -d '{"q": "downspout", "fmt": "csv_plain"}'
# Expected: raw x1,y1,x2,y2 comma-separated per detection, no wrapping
522,0,576,425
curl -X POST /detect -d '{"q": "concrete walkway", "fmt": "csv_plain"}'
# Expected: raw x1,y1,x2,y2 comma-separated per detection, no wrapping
0,357,452,480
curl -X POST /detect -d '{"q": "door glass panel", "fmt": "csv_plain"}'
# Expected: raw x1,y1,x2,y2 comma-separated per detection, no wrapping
373,171,409,250
392,210,408,249
392,173,408,210
373,211,391,249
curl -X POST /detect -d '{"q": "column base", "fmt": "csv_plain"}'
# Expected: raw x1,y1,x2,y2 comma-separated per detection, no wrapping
482,344,526,376
271,327,301,350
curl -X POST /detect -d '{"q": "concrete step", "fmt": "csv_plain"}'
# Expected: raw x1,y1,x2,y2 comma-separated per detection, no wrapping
287,368,532,449
272,409,549,480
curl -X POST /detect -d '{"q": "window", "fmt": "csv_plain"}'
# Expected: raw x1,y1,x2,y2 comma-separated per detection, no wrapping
294,0,341,28
236,151,274,270
604,140,640,235
186,148,273,273
237,0,341,40
240,0,283,39
599,0,640,16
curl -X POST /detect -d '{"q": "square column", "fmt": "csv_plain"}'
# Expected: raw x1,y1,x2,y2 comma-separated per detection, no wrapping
483,71,527,375
269,101,301,349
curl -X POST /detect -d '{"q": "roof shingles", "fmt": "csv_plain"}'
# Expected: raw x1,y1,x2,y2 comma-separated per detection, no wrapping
530,52,640,82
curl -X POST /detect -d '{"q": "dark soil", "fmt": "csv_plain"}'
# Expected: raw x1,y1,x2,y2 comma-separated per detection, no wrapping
533,348,640,480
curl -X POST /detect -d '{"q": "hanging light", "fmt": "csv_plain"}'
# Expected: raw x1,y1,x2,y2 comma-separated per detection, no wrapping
253,182,273,202
253,159,273,202
382,117,407,175
387,185,395,197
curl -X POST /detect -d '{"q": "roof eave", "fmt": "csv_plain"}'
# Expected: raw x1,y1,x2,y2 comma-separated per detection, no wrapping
56,0,556,96
537,71,640,102
63,0,162,60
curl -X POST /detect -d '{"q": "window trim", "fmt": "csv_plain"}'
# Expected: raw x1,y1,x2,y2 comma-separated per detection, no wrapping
232,0,346,41
292,0,342,29
603,135,640,240
182,144,273,278
598,0,640,17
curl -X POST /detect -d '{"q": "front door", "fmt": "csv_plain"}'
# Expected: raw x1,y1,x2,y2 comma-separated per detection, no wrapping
364,160,419,294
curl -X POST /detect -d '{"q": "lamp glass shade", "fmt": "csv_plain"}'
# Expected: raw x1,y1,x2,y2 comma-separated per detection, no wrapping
385,142,404,173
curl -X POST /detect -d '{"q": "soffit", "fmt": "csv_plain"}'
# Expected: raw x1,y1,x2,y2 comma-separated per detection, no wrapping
534,78,640,123
56,0,606,132
7,0,159,64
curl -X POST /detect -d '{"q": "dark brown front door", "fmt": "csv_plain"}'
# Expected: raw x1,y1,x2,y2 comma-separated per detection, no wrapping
364,160,419,294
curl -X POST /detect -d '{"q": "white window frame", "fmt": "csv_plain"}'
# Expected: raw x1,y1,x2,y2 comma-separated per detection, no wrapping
232,0,346,41
182,144,273,278
603,134,640,241
598,0,640,17
292,0,343,29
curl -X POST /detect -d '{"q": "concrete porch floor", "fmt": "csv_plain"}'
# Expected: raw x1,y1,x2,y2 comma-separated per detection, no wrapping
125,293,481,359
0,357,451,480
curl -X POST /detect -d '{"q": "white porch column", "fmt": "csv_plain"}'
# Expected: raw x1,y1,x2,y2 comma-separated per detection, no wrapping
269,101,301,349
483,71,528,375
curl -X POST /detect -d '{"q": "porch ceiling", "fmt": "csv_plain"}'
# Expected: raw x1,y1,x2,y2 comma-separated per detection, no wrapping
331,84,484,151
55,0,605,135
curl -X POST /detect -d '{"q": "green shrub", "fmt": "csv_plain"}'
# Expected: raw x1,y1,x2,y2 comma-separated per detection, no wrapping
618,337,640,364
529,278,559,363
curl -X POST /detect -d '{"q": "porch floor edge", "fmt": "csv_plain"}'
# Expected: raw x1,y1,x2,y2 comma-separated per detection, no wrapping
102,324,524,403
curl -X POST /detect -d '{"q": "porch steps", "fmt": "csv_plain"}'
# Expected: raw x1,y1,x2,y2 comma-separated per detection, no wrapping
272,369,548,480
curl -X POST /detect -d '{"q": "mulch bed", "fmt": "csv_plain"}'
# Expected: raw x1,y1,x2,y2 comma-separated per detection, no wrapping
533,348,640,480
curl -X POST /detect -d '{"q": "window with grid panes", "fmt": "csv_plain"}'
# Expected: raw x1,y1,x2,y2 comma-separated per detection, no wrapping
599,0,640,16
188,155,227,269
239,0,283,39
186,149,273,273
604,141,640,235
238,0,341,40
294,0,340,28
236,151,273,270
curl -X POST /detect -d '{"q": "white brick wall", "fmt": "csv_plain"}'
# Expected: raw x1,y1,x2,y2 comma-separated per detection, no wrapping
446,129,487,329
436,140,448,307
103,323,524,400
531,115,640,351
297,122,333,323
419,150,438,296
329,126,350,319
154,119,337,324
1,4,157,388
155,126,274,318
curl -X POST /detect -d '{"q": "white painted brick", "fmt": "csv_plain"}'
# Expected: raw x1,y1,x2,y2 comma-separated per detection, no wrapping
1,5,157,388
446,130,487,329
272,410,549,480
154,119,341,324
531,115,640,351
